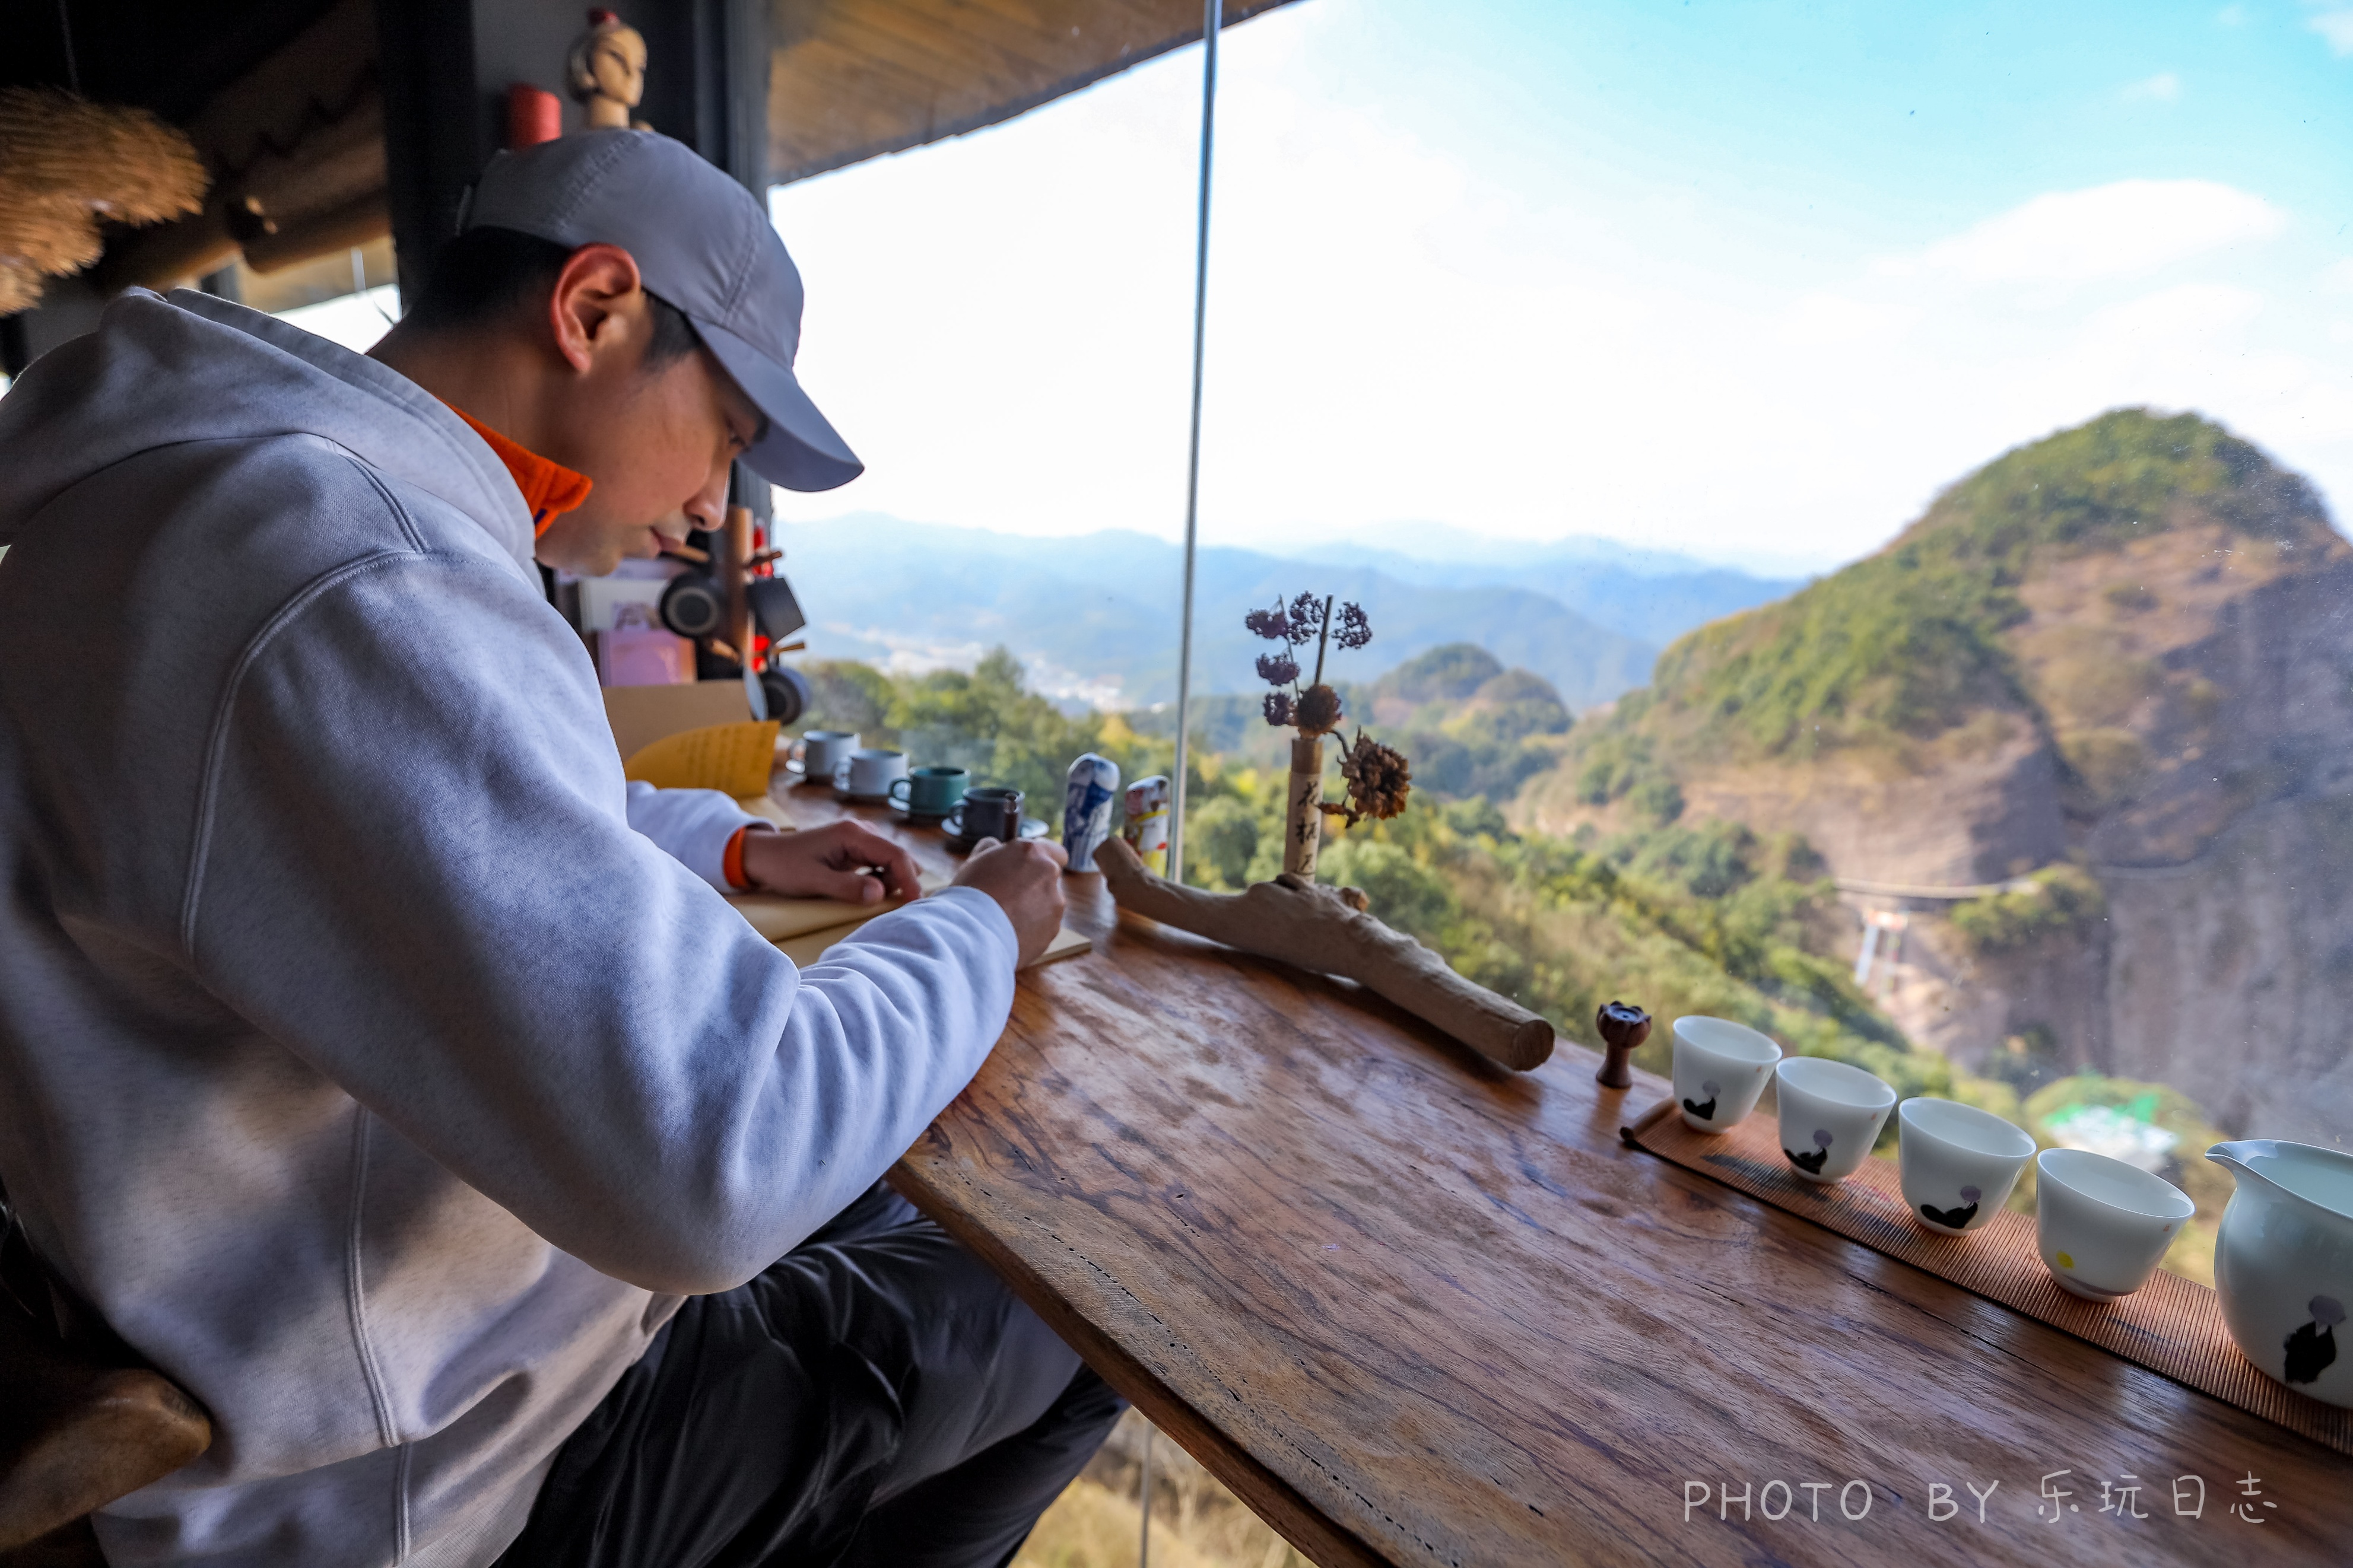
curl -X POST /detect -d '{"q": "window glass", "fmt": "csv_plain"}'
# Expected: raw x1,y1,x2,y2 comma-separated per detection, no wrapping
773,1,2352,1283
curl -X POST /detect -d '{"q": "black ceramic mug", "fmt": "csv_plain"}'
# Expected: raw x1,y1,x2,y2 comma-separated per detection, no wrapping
956,786,1024,843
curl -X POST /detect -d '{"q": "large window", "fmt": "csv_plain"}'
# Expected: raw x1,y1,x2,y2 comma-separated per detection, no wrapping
754,3,2353,1293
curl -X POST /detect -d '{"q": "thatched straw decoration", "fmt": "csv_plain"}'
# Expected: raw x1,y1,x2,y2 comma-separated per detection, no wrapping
0,87,207,314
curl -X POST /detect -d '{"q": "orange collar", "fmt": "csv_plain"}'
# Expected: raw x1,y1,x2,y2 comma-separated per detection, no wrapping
444,406,593,537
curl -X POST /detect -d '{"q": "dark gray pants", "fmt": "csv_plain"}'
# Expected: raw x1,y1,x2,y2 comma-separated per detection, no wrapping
495,1184,1123,1568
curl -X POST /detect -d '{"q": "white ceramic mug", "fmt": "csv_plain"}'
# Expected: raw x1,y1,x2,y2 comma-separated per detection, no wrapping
788,730,859,781
1898,1098,2037,1234
2036,1147,2195,1301
1670,1017,1781,1133
1774,1057,1895,1184
836,747,908,798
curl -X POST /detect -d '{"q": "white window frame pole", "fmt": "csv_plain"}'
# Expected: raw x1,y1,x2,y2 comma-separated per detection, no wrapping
1167,0,1222,887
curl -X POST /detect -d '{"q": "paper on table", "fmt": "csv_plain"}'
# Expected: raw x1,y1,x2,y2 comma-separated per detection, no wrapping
625,720,780,796
725,870,948,942
735,794,794,832
603,680,750,762
772,920,1091,972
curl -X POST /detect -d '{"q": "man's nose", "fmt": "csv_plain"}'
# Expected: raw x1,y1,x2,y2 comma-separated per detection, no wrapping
682,463,730,532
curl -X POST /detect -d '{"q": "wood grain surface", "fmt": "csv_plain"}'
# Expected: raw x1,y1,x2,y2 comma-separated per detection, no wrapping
779,784,2351,1566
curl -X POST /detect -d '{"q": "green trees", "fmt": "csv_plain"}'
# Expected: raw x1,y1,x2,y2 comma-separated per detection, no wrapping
786,644,1977,1114
796,648,1178,819
1948,864,2107,956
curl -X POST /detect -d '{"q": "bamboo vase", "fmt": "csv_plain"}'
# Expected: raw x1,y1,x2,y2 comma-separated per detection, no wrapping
1284,734,1324,879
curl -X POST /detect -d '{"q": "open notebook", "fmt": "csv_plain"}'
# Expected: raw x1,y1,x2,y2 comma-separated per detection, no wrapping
725,874,1090,971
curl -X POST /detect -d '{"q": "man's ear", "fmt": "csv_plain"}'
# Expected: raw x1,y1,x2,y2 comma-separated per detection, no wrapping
547,243,645,376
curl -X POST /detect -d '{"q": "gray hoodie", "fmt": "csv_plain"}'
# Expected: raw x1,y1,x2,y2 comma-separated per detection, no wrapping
0,290,1018,1567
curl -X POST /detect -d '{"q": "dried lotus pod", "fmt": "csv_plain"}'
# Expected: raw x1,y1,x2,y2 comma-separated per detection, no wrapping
1294,682,1343,737
1322,728,1411,826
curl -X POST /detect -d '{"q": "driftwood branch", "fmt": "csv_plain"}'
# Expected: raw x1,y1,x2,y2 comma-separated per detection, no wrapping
1097,836,1555,1072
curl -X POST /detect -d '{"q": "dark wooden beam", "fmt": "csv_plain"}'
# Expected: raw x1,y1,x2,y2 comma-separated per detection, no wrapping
376,0,484,306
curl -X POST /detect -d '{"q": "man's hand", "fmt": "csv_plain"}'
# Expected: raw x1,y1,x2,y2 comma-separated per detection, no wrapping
950,837,1068,969
736,821,922,905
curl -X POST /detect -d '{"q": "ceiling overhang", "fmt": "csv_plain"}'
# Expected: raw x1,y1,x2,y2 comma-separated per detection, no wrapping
765,0,1305,186
5,0,1304,308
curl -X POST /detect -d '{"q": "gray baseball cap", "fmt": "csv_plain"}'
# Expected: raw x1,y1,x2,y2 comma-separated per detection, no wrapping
466,129,862,492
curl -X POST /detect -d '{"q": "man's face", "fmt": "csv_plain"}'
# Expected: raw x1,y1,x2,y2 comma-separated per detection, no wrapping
533,330,763,577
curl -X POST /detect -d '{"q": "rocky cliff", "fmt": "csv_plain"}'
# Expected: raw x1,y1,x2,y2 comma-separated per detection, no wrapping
1516,409,2353,1147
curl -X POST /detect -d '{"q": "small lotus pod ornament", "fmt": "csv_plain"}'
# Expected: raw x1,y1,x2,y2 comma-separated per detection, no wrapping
1593,1000,1651,1089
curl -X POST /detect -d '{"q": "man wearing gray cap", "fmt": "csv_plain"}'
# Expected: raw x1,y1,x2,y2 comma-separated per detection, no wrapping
0,130,1116,1568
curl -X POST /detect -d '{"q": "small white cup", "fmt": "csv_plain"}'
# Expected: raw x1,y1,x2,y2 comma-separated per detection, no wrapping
1774,1057,1896,1184
836,747,909,797
789,730,860,781
2036,1147,2196,1301
1898,1098,2036,1235
1671,1017,1781,1133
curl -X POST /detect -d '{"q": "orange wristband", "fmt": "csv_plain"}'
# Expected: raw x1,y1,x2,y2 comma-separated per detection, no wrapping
723,826,760,890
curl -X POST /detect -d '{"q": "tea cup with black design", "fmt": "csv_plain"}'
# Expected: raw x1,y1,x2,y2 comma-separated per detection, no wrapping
1669,1016,1781,1133
1898,1097,2037,1235
1773,1057,1895,1184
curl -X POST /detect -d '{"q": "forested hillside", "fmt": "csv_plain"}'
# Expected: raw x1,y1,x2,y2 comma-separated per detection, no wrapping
1513,408,2353,1160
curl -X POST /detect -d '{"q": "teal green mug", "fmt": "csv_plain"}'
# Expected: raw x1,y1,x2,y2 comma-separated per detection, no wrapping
891,765,967,816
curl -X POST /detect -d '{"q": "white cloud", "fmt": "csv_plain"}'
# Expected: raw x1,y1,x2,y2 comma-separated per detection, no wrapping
2120,72,2182,103
2076,283,2266,355
1909,180,2285,284
2310,8,2353,54
1773,293,1917,348
2319,257,2353,292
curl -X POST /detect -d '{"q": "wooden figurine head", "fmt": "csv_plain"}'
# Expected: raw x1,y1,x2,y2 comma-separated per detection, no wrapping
567,9,648,131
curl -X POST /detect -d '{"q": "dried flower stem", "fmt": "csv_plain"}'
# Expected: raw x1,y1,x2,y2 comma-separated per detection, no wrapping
1310,594,1335,688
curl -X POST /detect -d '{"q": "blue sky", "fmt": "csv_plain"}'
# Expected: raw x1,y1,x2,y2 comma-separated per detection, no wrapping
752,0,2353,573
267,2,2353,575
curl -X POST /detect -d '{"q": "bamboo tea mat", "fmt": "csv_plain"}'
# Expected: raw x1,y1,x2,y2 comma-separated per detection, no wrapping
1622,1097,2353,1456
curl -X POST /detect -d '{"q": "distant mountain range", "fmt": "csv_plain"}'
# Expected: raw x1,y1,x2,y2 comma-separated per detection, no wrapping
773,514,1797,712
1272,523,1809,647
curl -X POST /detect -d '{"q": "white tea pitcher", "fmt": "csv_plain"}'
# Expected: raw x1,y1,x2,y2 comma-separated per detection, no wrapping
2206,1140,2353,1408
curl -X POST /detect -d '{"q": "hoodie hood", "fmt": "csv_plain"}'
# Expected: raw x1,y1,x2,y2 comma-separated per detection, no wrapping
0,289,535,573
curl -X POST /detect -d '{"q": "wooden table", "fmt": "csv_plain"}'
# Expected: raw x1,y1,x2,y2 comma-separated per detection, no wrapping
785,788,2349,1566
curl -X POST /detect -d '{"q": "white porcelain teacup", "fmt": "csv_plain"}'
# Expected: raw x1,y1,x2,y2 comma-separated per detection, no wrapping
1773,1057,1895,1184
1899,1098,2037,1235
836,747,909,798
787,730,859,781
1670,1017,1781,1133
2036,1148,2195,1301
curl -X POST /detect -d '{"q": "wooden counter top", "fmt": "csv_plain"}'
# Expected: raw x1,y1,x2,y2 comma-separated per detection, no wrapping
782,785,2346,1566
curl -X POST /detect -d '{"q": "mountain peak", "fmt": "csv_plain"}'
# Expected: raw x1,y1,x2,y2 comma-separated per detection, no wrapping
1900,406,2332,562
1622,408,2341,764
